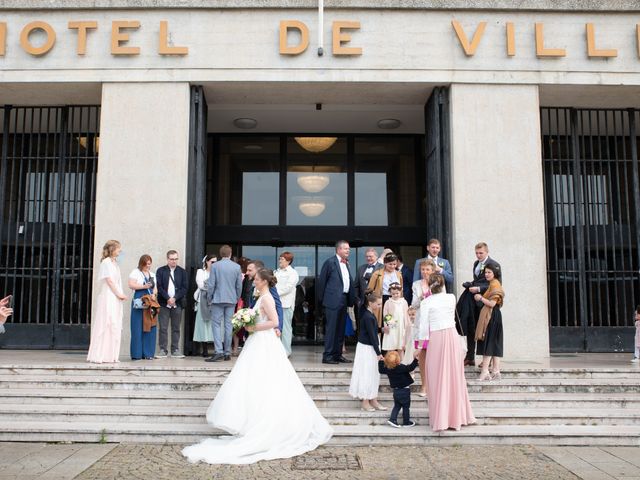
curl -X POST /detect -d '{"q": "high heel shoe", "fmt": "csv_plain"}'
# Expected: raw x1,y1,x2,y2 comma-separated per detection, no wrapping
478,371,492,381
373,403,388,411
491,371,502,381
361,406,376,412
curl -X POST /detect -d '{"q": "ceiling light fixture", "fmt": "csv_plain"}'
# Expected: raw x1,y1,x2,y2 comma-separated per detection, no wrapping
297,174,330,193
294,137,337,153
233,118,258,129
377,118,402,130
298,200,326,217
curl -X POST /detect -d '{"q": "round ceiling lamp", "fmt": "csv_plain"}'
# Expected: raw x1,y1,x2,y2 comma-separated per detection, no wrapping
233,117,258,129
377,118,402,130
294,137,337,153
298,200,326,217
297,174,330,193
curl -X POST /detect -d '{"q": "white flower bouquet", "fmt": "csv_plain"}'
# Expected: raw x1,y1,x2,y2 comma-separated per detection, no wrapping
383,314,397,328
232,308,257,334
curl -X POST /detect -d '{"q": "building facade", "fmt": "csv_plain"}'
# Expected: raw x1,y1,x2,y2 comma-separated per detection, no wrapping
1,1,640,359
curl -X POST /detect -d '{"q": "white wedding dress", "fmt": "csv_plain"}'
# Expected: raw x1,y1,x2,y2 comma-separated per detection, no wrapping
182,296,333,464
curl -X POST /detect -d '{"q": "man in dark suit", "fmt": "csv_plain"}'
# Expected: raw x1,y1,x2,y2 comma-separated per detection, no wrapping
244,260,284,335
155,249,188,358
396,254,413,305
456,242,501,366
354,248,383,315
317,240,355,364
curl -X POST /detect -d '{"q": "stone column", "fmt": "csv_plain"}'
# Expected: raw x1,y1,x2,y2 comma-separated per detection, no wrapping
93,83,191,358
449,83,549,361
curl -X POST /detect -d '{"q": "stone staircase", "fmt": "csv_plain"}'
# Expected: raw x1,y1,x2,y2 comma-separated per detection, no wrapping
0,363,639,445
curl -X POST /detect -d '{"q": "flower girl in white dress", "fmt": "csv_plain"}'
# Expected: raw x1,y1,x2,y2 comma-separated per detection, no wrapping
182,269,333,465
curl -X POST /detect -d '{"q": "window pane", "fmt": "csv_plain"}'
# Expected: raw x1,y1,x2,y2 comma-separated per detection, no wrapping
216,137,280,225
242,246,277,270
354,137,420,226
286,138,347,226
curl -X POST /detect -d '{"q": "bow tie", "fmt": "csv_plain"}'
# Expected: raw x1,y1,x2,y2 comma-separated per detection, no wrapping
340,258,348,264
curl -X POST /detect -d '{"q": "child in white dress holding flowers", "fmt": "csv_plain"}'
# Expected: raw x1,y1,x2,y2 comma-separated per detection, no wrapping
382,283,408,355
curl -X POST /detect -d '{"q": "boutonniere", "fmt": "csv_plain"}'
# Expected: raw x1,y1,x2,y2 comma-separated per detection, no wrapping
252,288,260,299
438,261,444,268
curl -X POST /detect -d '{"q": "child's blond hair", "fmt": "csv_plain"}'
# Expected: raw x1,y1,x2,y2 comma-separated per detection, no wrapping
383,350,401,369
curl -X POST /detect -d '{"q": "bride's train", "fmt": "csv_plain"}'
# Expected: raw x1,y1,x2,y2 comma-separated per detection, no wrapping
182,300,333,464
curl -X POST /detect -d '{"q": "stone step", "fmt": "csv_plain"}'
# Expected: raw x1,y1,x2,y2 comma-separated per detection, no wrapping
1,403,639,427
1,374,638,393
0,421,639,446
1,364,639,380
1,388,639,410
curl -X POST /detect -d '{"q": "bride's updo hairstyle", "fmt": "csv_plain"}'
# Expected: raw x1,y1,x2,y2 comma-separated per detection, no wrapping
256,268,277,288
428,273,445,294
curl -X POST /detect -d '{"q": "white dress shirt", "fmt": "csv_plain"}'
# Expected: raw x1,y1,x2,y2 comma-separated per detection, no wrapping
275,265,300,309
336,255,350,293
418,293,457,340
168,267,176,298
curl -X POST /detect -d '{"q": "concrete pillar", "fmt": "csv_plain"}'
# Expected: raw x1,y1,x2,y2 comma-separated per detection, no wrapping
449,83,549,361
93,83,191,358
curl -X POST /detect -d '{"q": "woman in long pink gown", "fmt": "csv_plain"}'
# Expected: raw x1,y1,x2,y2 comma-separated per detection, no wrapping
87,240,127,363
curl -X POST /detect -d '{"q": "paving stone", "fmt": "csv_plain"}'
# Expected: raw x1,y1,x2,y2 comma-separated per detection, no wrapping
74,445,580,480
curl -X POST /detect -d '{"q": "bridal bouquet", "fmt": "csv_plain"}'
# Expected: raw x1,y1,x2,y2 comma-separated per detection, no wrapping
383,314,397,328
232,308,257,334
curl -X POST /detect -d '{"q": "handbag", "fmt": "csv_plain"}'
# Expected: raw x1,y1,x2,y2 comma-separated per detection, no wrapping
133,272,152,309
454,308,468,355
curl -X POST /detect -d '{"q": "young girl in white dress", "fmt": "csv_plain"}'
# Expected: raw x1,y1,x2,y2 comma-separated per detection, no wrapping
182,269,333,464
382,283,408,354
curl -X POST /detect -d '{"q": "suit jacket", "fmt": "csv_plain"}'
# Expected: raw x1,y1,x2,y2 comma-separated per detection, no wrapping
317,256,355,309
470,257,501,294
156,265,188,307
398,264,413,304
354,262,383,307
206,258,242,305
413,256,453,284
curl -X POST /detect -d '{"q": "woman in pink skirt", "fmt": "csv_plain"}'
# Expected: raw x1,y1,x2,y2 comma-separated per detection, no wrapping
87,240,127,364
417,273,475,431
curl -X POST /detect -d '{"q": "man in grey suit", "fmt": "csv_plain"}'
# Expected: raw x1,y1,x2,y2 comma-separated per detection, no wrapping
205,245,242,362
413,238,454,290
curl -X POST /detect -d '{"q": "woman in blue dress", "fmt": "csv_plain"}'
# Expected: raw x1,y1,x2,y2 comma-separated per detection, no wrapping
128,254,157,360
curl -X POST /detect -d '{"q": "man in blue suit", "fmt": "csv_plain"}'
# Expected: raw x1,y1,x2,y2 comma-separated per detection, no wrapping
413,238,454,290
205,245,242,362
245,260,284,335
317,240,355,364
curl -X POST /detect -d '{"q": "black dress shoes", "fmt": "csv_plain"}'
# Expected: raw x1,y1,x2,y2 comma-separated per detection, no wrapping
322,359,339,364
337,356,352,363
224,355,231,361
205,353,224,362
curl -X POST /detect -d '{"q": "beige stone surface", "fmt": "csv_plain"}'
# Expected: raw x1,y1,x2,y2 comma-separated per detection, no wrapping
449,83,549,361
93,82,191,357
0,10,640,86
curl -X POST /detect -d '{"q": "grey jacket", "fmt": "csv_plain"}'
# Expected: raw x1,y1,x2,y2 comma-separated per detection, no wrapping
205,258,242,305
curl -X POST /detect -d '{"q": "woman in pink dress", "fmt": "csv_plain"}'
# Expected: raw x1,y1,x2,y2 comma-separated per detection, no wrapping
417,273,475,431
87,240,127,364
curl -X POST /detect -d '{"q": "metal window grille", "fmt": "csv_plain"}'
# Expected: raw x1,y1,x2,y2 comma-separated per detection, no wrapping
0,105,100,349
541,107,640,352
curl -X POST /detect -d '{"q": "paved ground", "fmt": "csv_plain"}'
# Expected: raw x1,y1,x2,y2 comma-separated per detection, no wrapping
4,443,640,480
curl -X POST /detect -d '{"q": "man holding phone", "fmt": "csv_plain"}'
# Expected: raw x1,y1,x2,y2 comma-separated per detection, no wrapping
0,295,13,334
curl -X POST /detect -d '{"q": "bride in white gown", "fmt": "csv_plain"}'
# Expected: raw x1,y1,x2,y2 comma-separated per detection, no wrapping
182,268,333,465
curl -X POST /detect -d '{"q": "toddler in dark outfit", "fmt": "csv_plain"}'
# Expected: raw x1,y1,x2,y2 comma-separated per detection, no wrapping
378,350,419,427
